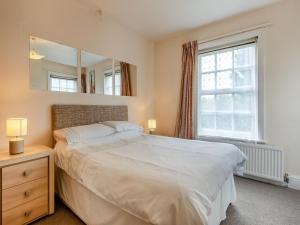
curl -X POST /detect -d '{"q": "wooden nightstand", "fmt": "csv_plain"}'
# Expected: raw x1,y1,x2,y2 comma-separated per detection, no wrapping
0,145,54,225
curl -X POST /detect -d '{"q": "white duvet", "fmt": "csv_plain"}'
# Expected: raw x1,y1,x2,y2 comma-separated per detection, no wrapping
55,132,246,225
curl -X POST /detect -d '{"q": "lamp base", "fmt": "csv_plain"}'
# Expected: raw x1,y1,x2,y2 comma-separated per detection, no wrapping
9,138,24,155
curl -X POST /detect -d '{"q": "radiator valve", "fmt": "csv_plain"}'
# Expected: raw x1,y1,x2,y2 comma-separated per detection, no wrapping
284,173,289,183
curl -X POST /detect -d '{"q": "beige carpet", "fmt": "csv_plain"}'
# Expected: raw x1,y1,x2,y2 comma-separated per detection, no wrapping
33,177,300,225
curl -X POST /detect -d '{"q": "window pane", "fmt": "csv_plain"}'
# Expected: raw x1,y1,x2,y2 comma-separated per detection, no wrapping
60,79,67,89
201,73,215,90
234,114,252,132
216,94,233,112
104,75,113,95
235,69,253,88
73,81,77,91
234,46,255,68
115,87,121,96
67,80,74,89
217,51,232,70
200,114,215,129
234,93,253,113
69,80,77,92
115,73,121,95
105,76,112,84
200,95,215,112
217,71,232,89
201,55,215,73
216,114,232,130
115,73,121,85
51,78,59,88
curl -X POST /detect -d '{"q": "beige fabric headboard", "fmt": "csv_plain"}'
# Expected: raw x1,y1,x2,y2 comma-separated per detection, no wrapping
52,105,128,130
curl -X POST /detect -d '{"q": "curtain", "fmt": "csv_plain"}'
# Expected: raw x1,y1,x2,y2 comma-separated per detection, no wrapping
174,40,198,139
120,62,132,96
89,70,95,94
81,73,87,93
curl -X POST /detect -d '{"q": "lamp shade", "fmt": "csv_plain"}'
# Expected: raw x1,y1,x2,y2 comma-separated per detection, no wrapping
6,118,28,137
148,119,156,130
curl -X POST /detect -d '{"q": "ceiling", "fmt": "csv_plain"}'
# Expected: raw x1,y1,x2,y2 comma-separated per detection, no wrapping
83,0,280,41
81,51,108,67
30,36,107,67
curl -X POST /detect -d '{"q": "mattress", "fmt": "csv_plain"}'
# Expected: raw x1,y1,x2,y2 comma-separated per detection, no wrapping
55,132,246,225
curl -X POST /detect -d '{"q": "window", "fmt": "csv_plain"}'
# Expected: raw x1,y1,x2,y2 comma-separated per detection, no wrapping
197,38,260,141
48,72,77,92
104,73,113,95
114,70,121,96
104,67,121,96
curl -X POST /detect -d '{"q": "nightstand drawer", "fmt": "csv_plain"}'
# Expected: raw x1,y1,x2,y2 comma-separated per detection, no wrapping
2,177,48,211
2,195,48,225
2,157,48,189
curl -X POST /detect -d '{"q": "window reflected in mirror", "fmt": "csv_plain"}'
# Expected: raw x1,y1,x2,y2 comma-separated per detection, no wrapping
30,36,78,92
103,66,121,96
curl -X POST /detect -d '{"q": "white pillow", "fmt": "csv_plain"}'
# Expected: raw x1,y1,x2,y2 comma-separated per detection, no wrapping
101,121,143,132
54,123,115,144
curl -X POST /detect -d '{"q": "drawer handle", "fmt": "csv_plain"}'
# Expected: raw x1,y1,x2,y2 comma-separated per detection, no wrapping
24,211,32,217
22,170,30,177
24,191,31,197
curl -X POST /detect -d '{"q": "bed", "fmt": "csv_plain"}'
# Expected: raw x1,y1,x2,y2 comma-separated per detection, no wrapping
52,104,246,225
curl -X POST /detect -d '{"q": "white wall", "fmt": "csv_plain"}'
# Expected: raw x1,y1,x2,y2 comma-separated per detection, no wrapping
0,0,155,148
154,0,300,176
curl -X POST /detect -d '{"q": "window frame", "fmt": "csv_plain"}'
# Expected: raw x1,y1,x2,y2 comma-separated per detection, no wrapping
47,71,78,93
195,29,265,143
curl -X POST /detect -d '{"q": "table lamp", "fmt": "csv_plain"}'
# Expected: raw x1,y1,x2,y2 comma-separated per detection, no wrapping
6,118,27,155
148,119,156,134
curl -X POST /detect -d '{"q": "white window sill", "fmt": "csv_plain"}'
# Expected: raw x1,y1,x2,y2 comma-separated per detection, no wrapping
196,135,267,145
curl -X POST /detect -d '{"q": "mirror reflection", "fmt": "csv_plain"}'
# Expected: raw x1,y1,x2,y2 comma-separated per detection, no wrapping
29,36,137,96
81,52,137,96
114,60,137,96
30,36,78,92
80,51,113,95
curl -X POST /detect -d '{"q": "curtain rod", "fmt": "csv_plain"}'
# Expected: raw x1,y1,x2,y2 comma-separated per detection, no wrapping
197,23,272,45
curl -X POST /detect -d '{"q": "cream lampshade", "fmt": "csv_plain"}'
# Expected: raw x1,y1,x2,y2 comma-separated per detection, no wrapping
148,119,156,134
6,118,27,155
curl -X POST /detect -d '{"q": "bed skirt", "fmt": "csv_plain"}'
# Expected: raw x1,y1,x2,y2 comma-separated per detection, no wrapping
56,167,236,225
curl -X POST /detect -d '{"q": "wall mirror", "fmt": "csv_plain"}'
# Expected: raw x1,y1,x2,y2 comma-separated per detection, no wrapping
80,50,113,95
30,36,78,92
29,36,137,96
114,60,137,96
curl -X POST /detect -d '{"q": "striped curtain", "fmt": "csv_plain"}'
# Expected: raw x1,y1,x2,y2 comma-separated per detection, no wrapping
120,62,132,96
174,40,198,139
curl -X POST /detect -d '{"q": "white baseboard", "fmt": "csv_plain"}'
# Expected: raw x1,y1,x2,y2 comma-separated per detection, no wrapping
237,174,287,187
288,174,300,191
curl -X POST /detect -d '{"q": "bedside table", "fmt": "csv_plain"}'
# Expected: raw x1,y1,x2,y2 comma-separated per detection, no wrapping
0,145,54,225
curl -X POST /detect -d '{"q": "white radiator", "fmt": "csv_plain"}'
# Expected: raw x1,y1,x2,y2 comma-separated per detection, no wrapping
234,142,284,182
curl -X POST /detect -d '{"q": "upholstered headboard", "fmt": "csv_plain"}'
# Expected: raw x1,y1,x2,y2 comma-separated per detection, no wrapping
52,105,128,130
